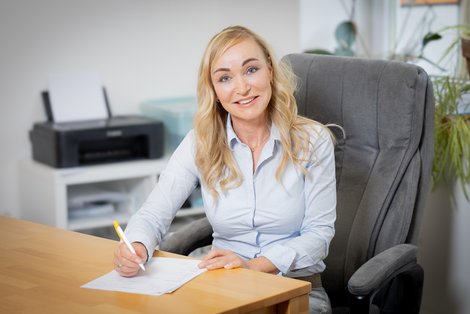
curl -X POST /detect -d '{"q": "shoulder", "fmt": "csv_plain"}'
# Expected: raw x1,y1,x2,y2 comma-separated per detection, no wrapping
298,118,334,147
166,129,199,176
172,129,197,160
184,129,196,142
179,129,197,147
298,120,335,165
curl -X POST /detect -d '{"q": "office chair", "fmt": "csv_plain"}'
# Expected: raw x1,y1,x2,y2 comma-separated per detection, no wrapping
160,53,435,314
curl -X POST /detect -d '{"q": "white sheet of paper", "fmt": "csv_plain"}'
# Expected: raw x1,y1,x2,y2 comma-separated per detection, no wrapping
81,257,207,295
48,72,109,123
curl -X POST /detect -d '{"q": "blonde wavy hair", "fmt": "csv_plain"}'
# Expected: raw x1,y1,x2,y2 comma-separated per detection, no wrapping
194,25,329,199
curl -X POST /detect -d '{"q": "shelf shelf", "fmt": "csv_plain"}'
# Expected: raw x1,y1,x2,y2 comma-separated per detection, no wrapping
68,211,132,231
20,157,205,237
19,158,167,229
68,207,205,231
53,158,169,185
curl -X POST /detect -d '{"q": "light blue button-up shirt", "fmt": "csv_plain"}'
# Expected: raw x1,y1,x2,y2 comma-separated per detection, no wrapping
125,115,336,276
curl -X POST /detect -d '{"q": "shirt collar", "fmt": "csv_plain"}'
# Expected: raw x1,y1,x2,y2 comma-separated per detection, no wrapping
226,113,281,150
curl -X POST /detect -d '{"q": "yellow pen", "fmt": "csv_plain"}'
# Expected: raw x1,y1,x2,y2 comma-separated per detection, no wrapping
113,220,146,271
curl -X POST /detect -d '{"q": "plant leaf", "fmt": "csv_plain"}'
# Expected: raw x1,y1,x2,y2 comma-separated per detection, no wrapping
422,32,442,49
335,21,356,47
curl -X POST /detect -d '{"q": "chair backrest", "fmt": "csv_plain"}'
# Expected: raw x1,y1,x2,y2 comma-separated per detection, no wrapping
282,53,434,304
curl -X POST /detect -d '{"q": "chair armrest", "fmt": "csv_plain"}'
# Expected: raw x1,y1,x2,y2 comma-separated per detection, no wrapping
348,243,418,296
159,217,213,256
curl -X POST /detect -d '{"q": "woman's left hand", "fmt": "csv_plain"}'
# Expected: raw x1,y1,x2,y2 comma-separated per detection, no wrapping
198,248,248,270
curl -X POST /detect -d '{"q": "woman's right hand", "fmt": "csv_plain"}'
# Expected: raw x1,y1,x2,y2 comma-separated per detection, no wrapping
113,241,148,277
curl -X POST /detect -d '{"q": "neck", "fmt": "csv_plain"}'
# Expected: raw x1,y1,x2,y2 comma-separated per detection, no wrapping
247,131,270,152
232,122,270,152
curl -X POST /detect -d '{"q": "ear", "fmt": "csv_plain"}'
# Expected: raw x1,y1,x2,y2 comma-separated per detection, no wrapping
267,55,273,80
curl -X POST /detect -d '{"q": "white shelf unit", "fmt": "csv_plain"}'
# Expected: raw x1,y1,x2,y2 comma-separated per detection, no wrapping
19,158,205,232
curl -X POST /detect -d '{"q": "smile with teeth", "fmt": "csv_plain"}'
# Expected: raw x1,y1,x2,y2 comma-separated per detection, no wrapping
237,97,257,105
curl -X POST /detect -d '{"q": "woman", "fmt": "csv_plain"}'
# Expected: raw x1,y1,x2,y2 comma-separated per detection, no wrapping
114,25,336,313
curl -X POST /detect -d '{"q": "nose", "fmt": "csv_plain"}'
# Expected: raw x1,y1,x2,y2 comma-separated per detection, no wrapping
235,75,250,95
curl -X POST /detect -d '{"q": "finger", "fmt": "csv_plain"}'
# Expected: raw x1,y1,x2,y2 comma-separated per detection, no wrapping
201,249,221,261
205,258,230,270
120,256,142,270
118,264,140,277
114,245,128,269
118,243,143,265
131,243,147,263
113,256,121,268
202,254,235,270
115,258,140,276
224,259,244,269
199,249,224,267
202,248,231,261
199,249,239,269
118,242,134,259
199,256,223,269
114,247,121,263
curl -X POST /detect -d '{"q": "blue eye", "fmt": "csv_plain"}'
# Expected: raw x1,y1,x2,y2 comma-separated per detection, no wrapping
219,75,231,82
247,66,258,74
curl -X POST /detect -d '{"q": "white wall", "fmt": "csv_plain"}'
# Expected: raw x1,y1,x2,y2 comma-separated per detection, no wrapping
300,0,390,58
0,0,300,218
300,0,460,69
392,2,460,76
420,181,470,314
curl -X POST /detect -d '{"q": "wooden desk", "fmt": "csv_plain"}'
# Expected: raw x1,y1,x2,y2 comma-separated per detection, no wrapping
0,216,310,313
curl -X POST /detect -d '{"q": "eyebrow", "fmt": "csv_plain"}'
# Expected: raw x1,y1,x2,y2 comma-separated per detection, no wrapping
212,57,260,74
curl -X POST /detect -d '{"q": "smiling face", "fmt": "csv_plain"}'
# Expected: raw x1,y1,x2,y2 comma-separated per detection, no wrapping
211,39,273,127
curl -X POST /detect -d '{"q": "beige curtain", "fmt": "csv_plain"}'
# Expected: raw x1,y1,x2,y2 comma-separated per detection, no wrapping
461,0,469,24
460,0,469,77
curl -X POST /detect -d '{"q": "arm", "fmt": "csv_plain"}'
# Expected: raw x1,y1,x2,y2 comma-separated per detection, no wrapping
262,126,337,274
118,131,200,267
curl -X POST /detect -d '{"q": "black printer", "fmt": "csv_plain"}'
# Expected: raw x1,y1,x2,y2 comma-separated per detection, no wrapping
30,116,164,168
29,89,164,168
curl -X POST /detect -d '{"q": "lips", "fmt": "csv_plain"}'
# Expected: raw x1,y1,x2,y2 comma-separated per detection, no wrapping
235,96,258,105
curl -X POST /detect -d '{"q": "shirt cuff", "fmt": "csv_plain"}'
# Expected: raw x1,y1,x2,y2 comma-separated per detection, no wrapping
261,244,297,274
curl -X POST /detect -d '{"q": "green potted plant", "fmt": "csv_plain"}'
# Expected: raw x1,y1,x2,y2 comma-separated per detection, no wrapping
431,76,470,198
423,24,470,199
304,1,360,57
304,20,357,56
